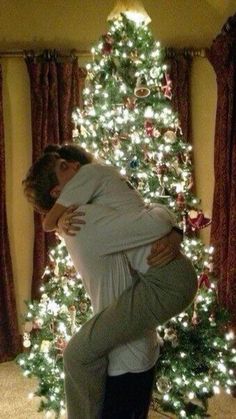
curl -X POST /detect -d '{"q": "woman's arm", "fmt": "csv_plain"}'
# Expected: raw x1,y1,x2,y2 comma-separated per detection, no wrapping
42,203,68,232
57,206,86,236
147,228,183,267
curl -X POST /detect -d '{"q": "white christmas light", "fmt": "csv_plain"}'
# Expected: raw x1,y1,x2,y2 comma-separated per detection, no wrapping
28,392,34,400
213,386,220,394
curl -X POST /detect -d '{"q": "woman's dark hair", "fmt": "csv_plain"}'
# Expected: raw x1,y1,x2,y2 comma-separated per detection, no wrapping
44,143,94,165
22,153,60,212
23,143,94,213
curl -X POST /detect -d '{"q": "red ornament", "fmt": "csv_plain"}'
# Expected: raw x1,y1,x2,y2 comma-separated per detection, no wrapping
102,34,113,55
161,73,172,100
176,193,185,208
188,210,211,231
198,267,210,288
144,120,154,137
156,163,168,175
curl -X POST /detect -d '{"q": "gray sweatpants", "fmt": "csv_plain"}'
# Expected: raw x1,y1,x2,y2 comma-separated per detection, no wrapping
63,254,198,419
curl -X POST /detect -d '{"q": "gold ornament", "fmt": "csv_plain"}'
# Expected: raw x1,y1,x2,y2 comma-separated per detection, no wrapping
134,76,150,98
156,376,172,394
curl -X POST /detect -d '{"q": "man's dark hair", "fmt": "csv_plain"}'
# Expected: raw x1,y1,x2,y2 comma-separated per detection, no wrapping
44,143,94,165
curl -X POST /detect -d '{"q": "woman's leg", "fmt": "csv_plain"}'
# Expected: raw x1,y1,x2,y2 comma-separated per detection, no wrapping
63,254,198,419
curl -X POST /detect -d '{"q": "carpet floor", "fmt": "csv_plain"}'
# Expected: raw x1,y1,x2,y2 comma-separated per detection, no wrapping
0,361,235,418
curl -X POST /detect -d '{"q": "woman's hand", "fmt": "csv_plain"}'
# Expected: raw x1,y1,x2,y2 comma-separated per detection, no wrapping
147,229,183,267
57,205,86,236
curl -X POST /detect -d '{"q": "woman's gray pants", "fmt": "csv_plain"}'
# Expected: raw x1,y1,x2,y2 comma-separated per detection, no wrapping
63,254,198,419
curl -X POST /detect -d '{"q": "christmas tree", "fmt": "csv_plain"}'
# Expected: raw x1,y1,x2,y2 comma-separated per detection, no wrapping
18,13,236,419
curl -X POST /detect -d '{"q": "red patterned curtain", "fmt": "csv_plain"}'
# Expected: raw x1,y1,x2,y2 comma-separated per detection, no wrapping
207,15,236,324
166,52,192,141
26,51,85,299
0,66,21,361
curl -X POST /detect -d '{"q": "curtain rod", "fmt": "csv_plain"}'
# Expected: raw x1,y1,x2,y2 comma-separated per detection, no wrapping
0,49,91,58
0,47,207,59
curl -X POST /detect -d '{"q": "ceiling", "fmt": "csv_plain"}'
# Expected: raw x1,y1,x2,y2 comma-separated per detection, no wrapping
0,0,235,51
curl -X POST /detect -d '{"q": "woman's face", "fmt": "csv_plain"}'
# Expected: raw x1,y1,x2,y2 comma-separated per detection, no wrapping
54,159,80,188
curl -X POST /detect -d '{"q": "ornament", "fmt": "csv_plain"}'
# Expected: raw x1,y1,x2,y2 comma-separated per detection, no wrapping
69,305,76,313
60,305,69,314
187,174,194,191
198,267,210,288
156,163,168,175
119,132,129,141
111,134,120,147
69,305,76,334
79,302,88,314
209,314,216,327
178,312,189,323
40,340,51,353
23,332,31,348
130,50,141,64
102,138,110,153
124,95,137,110
130,158,139,169
86,71,94,81
164,327,179,348
156,376,172,393
161,73,172,99
187,210,211,231
144,106,154,119
24,321,33,333
176,193,186,208
143,145,154,163
130,175,139,189
33,317,43,329
153,128,161,138
144,120,154,137
101,33,113,55
163,130,176,144
150,66,160,79
72,127,79,138
134,76,150,98
55,337,67,353
192,310,198,325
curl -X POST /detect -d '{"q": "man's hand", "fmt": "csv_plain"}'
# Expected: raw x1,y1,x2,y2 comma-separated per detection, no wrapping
147,229,183,267
57,205,86,236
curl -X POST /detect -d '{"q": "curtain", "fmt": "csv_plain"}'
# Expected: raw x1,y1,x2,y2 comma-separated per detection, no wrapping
26,51,84,299
166,52,192,141
0,66,21,361
207,15,236,324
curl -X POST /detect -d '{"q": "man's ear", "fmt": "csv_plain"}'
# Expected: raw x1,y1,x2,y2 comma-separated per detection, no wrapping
50,185,61,199
71,161,80,171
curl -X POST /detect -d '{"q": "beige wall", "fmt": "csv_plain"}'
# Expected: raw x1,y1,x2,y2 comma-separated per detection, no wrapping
3,58,34,322
191,58,216,244
1,0,233,330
